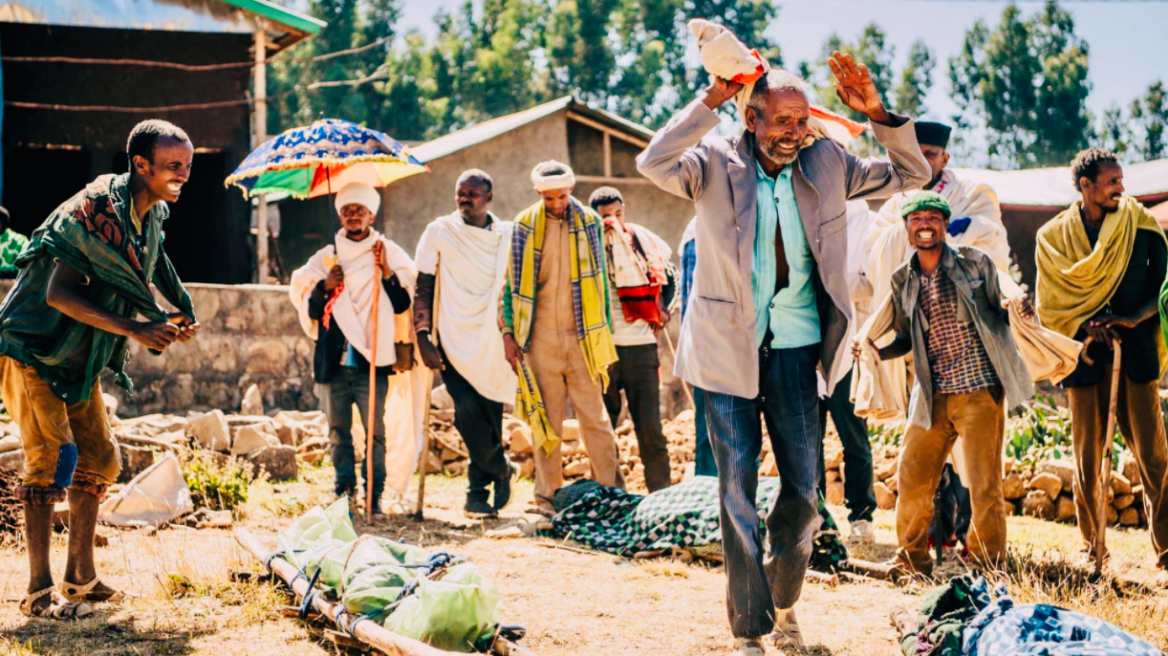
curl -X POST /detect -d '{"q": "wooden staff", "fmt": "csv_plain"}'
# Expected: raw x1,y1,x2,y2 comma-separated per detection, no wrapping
366,243,383,524
234,528,538,656
415,254,440,521
661,329,696,411
1095,341,1122,577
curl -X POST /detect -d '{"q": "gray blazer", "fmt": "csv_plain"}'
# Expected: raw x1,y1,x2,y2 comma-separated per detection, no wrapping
636,99,931,399
890,245,1034,428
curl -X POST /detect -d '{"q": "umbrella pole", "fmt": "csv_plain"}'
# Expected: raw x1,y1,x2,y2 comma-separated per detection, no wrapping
1095,341,1122,578
366,250,382,524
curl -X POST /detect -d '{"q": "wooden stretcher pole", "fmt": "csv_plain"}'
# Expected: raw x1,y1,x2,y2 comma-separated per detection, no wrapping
1095,341,1122,577
415,255,439,521
234,528,538,656
367,243,383,524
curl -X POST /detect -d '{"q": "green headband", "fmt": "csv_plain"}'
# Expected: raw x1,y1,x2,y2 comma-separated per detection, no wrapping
900,191,951,220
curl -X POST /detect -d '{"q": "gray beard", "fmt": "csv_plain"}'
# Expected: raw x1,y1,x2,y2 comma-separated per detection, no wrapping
758,140,799,167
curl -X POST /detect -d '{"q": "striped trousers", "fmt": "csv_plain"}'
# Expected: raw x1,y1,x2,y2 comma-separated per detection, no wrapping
705,343,822,639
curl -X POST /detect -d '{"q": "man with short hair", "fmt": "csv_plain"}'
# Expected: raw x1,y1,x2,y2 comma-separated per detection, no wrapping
857,191,1034,576
0,206,29,279
638,52,931,653
501,160,624,517
590,186,675,492
0,119,200,618
289,182,416,516
414,170,517,518
1037,148,1168,573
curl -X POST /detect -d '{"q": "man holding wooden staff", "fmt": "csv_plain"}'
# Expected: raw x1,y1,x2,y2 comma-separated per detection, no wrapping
414,170,518,519
1036,148,1168,576
289,182,417,518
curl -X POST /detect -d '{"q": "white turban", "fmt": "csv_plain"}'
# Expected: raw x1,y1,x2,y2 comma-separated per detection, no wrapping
531,160,576,192
335,182,381,216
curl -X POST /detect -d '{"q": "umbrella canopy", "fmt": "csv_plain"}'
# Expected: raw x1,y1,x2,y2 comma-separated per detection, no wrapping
225,118,427,199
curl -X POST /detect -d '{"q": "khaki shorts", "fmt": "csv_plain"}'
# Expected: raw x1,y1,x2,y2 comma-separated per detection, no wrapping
0,356,120,496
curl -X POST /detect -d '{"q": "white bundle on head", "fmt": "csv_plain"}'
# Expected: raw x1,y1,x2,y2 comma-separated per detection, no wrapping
531,160,576,192
687,18,868,148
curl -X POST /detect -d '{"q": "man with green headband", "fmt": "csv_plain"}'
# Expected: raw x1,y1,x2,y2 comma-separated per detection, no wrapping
855,190,1033,576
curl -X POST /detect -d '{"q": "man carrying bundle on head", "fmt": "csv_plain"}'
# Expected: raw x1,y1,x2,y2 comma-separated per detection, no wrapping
637,17,931,654
289,182,418,518
590,186,676,493
414,169,518,519
0,119,200,619
1036,148,1168,577
500,161,624,518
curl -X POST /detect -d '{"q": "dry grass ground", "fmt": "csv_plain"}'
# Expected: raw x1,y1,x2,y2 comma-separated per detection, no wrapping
1,461,1166,656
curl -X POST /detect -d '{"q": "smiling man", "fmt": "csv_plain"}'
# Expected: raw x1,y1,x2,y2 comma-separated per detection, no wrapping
637,51,931,654
1036,148,1168,574
0,119,200,619
858,190,1033,577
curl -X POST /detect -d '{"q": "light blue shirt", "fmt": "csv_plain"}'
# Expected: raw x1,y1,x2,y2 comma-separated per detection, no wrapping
752,161,821,349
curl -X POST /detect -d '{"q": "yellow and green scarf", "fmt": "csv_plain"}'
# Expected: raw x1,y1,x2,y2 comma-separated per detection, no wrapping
507,199,617,455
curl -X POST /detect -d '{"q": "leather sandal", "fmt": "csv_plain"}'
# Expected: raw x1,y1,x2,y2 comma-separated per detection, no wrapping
59,577,126,604
19,587,93,620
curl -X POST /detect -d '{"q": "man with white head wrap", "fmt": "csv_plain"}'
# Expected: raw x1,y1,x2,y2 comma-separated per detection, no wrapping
500,160,624,517
289,182,419,516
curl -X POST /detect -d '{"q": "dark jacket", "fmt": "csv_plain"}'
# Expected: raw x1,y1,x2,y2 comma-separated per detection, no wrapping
307,275,410,384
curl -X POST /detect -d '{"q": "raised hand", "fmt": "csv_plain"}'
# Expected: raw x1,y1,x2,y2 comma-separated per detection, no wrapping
701,76,745,111
828,51,890,123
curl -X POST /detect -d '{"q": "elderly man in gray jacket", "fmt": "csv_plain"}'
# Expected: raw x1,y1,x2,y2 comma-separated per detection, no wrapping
637,53,930,655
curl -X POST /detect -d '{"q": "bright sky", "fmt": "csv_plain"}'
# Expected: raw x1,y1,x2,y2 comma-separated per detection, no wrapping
397,0,1168,162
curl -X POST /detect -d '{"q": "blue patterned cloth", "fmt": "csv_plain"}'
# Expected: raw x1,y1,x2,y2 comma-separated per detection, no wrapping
963,581,1163,656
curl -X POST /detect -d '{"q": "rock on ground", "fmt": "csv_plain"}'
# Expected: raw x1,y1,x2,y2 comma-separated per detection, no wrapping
246,445,298,480
187,410,231,452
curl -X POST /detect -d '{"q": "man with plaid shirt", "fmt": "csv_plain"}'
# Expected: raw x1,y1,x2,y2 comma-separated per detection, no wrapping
856,191,1034,576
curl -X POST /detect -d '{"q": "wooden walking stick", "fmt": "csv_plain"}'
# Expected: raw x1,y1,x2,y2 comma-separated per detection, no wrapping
661,329,696,411
415,254,440,521
366,243,384,524
1095,341,1122,578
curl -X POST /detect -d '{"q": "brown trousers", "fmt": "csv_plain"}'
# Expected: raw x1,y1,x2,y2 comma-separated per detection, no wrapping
527,326,624,511
896,387,1006,574
1068,366,1168,568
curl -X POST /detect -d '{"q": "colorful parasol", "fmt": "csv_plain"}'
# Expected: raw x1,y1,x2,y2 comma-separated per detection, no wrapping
225,118,428,199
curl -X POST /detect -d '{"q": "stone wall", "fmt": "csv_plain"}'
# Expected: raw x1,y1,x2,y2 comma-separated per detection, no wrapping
0,281,317,417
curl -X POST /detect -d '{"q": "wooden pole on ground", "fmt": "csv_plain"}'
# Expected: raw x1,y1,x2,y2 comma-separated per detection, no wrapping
661,329,695,411
415,255,439,521
234,528,538,656
1095,341,1122,578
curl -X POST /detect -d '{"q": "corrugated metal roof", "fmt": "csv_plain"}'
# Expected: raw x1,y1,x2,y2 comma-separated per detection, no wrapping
411,96,654,163
952,158,1168,208
0,0,323,49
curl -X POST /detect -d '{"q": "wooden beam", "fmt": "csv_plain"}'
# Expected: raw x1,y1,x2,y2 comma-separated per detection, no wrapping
566,111,649,149
603,132,612,178
575,175,655,186
254,27,269,285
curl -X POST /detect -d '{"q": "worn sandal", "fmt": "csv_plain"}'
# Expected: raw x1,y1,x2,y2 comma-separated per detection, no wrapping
19,587,93,620
59,577,126,604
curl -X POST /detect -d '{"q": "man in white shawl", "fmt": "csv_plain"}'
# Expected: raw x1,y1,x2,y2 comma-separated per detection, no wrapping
288,182,427,516
589,186,677,493
414,170,518,519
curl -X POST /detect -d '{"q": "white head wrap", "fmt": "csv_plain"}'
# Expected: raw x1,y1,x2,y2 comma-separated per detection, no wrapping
335,182,381,215
531,160,576,192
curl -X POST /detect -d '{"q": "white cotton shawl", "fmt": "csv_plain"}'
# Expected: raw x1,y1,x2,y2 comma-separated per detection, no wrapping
289,229,430,497
415,212,517,403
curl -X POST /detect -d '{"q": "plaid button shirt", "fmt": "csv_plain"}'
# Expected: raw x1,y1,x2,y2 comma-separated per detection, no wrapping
919,269,1000,395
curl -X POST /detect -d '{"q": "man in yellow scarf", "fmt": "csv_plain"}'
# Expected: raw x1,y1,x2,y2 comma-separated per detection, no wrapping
500,161,623,517
1035,148,1168,574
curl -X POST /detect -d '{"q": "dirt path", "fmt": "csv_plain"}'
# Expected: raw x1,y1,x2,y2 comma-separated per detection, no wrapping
1,464,1165,655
